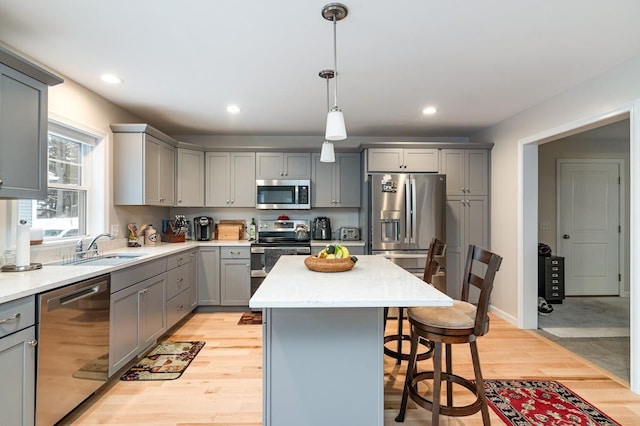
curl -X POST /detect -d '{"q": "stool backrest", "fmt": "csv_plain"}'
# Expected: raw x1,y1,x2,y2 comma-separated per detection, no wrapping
460,245,502,337
423,237,446,284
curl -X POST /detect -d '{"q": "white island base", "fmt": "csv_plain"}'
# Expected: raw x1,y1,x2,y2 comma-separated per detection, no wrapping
250,255,452,426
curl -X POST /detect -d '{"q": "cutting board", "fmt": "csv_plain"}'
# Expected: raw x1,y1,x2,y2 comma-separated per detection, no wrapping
216,221,245,240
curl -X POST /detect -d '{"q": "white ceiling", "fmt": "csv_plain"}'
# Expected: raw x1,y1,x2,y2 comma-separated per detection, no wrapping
1,1,640,138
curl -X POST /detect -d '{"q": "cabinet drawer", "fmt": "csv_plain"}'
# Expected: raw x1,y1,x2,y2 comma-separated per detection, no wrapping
166,263,191,300
166,289,191,328
167,251,192,270
221,247,250,259
111,257,167,293
0,296,35,338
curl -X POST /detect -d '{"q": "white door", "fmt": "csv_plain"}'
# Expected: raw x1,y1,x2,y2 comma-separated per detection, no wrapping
558,160,620,296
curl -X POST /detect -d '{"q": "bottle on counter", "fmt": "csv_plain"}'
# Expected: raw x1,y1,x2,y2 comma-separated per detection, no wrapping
249,218,256,241
144,224,157,246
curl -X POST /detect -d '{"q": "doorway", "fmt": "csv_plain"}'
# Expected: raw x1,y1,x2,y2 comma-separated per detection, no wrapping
519,105,639,394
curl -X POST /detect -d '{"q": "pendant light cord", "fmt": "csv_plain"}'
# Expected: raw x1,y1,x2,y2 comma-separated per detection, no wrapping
333,15,339,109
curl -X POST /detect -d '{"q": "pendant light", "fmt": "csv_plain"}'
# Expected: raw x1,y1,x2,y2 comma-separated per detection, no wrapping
322,3,348,141
319,69,336,163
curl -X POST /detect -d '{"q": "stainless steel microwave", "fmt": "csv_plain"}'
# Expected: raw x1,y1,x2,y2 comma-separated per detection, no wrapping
256,179,310,210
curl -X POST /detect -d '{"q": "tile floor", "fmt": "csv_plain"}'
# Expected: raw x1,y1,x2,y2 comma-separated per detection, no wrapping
536,296,630,381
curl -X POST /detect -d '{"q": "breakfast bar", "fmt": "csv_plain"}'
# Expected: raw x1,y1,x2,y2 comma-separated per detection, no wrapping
249,255,453,426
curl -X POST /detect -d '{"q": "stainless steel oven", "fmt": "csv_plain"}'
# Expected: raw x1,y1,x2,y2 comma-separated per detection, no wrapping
250,220,311,297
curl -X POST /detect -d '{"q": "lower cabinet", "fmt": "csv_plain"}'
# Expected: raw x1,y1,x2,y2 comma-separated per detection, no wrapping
109,273,166,376
0,326,36,426
198,247,221,305
221,247,251,306
166,251,196,329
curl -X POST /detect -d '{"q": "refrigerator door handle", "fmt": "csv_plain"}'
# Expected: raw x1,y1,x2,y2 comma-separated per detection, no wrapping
411,178,417,244
405,179,412,244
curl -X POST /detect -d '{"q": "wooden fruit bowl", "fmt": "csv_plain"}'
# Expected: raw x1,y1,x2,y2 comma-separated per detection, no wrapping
304,255,355,273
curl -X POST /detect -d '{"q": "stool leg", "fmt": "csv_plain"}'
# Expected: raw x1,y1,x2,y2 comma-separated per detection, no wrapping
470,340,490,425
394,324,419,423
383,307,389,329
396,307,404,365
432,342,442,426
445,343,453,407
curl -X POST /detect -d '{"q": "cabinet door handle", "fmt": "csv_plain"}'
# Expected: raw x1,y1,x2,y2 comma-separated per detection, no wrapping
29,340,38,347
0,312,20,324
0,179,3,187
178,199,182,203
563,234,570,239
177,278,184,287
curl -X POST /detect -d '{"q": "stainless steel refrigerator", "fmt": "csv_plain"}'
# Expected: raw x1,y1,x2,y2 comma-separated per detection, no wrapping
369,173,446,276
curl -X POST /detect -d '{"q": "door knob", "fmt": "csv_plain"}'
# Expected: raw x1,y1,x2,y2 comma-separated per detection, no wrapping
563,234,570,239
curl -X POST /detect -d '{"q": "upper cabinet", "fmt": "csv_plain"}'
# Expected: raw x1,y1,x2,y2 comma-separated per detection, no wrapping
439,149,488,196
0,47,63,199
367,148,439,172
205,152,255,207
176,148,204,207
111,124,176,206
311,153,361,208
256,152,311,180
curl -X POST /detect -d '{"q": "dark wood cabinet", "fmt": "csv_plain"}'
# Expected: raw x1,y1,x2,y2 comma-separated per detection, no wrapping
538,255,564,304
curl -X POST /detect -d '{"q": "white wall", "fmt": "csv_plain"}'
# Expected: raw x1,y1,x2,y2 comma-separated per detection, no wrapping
474,55,640,394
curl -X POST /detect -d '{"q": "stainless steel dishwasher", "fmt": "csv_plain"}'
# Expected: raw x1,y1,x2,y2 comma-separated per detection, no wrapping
36,274,110,426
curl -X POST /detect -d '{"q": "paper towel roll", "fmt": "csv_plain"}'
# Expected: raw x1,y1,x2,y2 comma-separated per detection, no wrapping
16,220,31,267
30,228,44,245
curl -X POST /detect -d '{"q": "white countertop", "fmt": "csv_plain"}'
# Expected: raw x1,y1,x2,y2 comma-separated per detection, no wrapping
0,239,251,304
249,255,452,308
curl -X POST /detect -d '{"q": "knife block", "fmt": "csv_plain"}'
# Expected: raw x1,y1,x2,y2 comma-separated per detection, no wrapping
161,226,185,243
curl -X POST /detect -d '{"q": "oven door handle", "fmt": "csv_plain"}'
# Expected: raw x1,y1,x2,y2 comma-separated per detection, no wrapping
251,270,267,278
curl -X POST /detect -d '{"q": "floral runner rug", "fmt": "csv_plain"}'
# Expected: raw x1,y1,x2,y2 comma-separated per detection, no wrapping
483,379,620,425
120,341,205,381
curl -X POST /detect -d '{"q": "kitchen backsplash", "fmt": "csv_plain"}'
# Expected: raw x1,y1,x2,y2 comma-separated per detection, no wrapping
170,207,360,240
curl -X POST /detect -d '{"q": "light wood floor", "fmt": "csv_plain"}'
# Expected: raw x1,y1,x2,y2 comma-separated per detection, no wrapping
62,312,640,425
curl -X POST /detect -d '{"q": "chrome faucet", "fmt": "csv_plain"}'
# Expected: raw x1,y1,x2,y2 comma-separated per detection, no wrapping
77,233,114,256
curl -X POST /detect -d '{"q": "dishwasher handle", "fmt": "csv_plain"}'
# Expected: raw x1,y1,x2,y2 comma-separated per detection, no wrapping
45,280,109,312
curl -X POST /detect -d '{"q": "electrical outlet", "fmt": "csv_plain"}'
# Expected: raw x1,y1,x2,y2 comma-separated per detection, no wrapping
110,224,120,237
539,221,552,230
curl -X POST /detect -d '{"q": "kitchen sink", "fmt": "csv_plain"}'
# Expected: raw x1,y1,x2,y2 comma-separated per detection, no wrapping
50,253,146,266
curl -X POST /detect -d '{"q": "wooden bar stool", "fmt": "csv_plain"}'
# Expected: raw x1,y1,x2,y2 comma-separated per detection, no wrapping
395,244,502,426
383,238,446,364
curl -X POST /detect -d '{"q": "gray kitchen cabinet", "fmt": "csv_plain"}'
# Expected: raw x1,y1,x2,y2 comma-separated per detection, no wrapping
188,249,198,309
0,47,62,199
198,247,220,305
111,124,176,206
367,148,439,172
220,247,251,306
0,296,36,426
109,257,167,376
311,152,361,207
166,252,194,329
176,148,204,207
205,152,256,207
445,196,489,299
256,152,311,179
439,149,488,196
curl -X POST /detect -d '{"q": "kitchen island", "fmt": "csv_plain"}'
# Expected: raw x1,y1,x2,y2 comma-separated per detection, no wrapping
249,255,452,426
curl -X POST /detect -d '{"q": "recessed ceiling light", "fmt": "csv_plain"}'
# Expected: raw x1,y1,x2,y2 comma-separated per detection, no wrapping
422,106,437,115
101,73,122,84
226,105,241,114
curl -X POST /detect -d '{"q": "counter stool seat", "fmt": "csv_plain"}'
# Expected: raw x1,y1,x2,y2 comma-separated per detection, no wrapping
383,238,446,364
396,244,502,426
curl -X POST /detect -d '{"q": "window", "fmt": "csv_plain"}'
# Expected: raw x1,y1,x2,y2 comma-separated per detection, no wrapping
18,122,95,240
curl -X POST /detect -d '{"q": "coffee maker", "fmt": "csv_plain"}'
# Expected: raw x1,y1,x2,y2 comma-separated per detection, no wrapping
194,216,214,241
313,217,332,240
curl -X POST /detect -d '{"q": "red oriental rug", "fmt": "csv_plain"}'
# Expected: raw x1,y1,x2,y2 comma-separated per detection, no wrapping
483,380,620,426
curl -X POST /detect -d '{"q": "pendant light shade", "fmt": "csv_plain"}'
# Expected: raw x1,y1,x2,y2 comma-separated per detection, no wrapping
325,108,346,141
320,140,335,163
322,3,348,141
